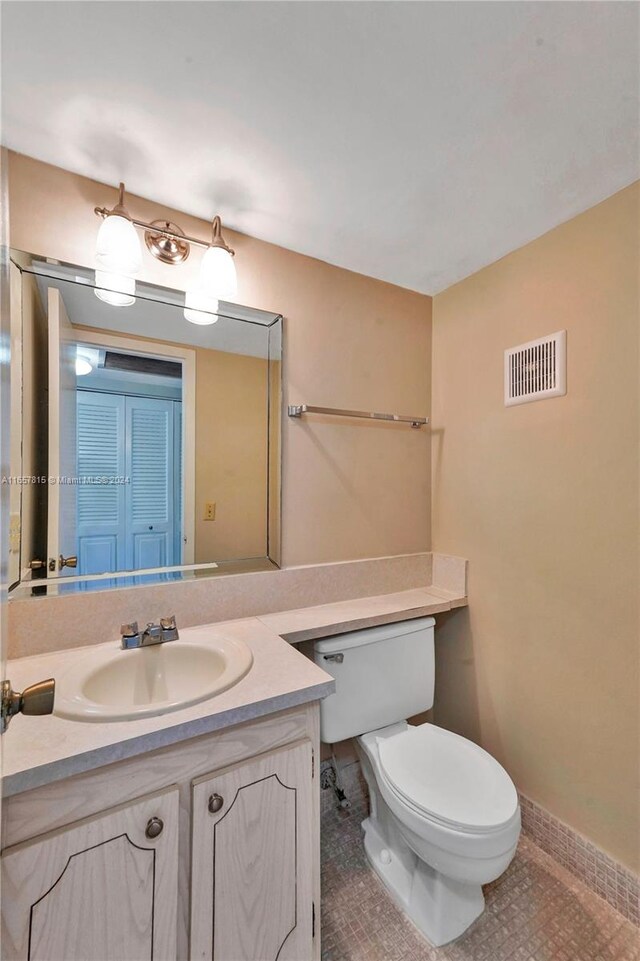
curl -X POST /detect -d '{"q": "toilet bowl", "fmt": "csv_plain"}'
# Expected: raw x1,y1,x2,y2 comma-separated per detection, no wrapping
356,721,520,945
314,617,521,946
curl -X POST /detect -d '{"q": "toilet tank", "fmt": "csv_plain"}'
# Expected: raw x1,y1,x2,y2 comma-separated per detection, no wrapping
314,617,435,743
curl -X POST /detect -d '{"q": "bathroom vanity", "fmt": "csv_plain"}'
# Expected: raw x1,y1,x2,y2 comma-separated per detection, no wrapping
0,578,470,961
1,620,334,961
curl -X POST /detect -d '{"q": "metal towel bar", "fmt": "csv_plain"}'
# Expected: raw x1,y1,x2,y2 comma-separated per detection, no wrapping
287,404,428,429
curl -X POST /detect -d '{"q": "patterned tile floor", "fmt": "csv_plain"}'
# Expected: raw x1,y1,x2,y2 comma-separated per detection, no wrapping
321,770,640,961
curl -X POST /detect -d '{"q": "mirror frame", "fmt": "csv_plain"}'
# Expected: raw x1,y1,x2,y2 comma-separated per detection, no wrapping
8,249,283,597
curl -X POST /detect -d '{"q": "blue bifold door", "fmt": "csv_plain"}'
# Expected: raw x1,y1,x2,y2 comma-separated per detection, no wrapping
77,391,182,575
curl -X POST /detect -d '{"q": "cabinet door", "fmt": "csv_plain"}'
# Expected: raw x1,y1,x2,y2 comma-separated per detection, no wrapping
2,786,179,961
190,740,314,961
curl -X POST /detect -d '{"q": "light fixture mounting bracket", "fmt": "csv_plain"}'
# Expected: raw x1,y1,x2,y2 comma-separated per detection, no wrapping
210,215,235,256
144,220,190,264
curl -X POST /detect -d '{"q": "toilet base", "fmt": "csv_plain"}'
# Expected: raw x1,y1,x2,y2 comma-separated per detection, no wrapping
362,815,485,947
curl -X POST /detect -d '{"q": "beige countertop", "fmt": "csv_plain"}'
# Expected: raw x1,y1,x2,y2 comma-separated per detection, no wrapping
258,586,467,642
2,618,334,797
3,583,467,797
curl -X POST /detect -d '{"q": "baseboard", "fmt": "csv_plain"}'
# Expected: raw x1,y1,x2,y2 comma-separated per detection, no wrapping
519,794,639,926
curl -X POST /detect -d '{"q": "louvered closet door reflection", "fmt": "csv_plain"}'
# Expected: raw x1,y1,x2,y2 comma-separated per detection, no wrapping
125,396,175,570
77,391,126,574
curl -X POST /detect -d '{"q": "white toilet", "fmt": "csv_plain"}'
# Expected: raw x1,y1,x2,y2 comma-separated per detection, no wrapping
314,617,521,946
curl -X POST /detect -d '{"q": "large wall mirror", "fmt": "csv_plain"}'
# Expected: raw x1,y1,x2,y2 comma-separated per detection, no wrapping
8,251,282,596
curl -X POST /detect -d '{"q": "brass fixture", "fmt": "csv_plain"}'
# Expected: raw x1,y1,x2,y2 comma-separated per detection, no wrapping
58,554,78,570
110,181,130,218
95,183,235,265
209,215,234,255
145,220,190,264
27,558,46,570
1,678,55,732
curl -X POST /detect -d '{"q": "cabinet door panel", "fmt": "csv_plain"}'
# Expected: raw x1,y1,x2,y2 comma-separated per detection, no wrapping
191,740,314,961
2,787,179,961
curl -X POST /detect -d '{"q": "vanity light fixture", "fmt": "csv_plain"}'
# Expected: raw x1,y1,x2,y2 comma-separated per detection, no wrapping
75,346,99,376
94,184,238,323
184,217,237,325
94,270,137,308
75,355,92,376
94,183,142,307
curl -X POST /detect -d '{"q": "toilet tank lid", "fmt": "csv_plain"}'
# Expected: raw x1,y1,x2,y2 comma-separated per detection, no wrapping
314,617,435,654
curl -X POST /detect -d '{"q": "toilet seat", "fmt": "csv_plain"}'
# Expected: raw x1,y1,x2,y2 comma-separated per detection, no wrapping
377,723,519,834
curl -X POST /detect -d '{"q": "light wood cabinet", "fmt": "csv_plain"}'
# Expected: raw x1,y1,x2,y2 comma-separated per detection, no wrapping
1,704,321,961
2,786,179,961
191,740,314,961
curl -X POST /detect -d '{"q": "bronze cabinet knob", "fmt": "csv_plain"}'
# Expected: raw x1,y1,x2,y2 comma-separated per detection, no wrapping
208,794,224,814
145,817,164,839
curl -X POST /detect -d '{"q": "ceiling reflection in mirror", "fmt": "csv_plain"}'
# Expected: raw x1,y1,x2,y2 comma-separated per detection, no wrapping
8,252,282,597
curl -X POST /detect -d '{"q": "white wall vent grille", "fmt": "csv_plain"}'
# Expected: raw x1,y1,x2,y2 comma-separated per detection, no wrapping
504,330,566,407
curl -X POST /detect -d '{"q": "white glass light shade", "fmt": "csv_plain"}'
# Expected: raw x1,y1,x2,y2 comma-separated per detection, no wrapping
183,244,236,324
183,288,220,325
94,271,136,307
199,245,237,300
95,214,142,275
75,346,99,376
75,356,93,376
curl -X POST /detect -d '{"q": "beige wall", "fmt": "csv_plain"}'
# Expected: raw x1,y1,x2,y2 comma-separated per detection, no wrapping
7,152,432,567
431,183,640,871
194,348,267,561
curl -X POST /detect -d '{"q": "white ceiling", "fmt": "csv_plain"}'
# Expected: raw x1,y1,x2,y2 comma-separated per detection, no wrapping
2,2,638,294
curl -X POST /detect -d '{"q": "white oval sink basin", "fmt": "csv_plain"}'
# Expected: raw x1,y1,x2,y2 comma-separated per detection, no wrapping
54,634,253,722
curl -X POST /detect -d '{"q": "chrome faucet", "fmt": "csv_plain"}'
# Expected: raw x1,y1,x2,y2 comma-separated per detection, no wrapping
120,616,179,650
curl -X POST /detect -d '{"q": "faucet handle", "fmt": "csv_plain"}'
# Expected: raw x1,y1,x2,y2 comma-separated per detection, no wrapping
120,621,139,637
159,615,179,641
